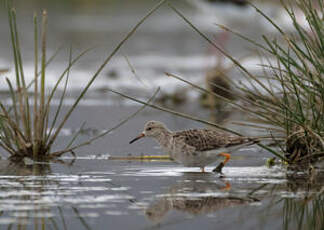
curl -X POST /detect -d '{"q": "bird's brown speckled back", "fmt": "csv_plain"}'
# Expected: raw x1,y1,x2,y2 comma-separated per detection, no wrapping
173,129,258,152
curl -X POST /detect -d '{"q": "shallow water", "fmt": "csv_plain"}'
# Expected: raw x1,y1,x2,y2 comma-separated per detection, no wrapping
0,105,323,230
0,158,323,229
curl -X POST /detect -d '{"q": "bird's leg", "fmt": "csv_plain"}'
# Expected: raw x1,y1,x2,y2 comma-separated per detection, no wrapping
213,153,231,173
219,153,231,165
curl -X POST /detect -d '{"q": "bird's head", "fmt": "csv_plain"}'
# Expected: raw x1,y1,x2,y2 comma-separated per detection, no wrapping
129,121,168,144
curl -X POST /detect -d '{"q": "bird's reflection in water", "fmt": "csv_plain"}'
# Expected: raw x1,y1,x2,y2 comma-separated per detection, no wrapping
145,172,257,223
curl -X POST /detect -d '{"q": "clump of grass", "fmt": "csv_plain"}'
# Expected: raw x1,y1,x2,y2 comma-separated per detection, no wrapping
229,0,324,166
0,0,166,162
167,0,323,168
107,0,323,169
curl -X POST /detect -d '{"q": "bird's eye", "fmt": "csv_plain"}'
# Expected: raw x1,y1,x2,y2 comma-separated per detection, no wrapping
146,127,152,131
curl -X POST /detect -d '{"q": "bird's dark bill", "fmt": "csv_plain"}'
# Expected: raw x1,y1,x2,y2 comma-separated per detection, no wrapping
129,133,145,144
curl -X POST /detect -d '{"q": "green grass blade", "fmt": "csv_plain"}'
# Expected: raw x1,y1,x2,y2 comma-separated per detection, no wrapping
5,78,19,124
8,8,21,90
38,10,48,144
45,47,93,105
46,46,73,142
12,7,31,140
8,7,25,134
26,45,64,90
44,47,94,142
33,12,39,158
248,1,285,35
214,23,271,53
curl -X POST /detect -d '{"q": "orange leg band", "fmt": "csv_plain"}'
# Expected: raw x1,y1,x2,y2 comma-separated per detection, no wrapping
218,153,231,165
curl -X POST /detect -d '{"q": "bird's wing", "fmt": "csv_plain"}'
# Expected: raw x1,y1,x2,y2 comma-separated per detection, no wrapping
173,129,255,152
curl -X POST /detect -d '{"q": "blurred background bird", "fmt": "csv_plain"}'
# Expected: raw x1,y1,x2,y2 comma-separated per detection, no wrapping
188,0,310,113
